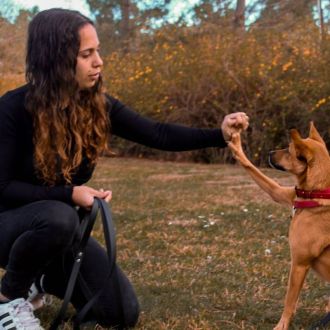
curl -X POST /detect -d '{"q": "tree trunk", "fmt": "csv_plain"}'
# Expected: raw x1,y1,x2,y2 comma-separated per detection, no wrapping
121,0,130,53
234,0,245,32
317,0,324,42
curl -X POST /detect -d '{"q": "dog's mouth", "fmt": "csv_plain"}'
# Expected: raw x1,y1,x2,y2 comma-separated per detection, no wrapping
268,151,286,171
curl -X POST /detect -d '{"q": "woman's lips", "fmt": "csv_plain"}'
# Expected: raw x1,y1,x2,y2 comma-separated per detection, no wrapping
89,73,100,79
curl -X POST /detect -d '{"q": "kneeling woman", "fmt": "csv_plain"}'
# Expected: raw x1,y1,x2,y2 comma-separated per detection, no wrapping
0,8,248,329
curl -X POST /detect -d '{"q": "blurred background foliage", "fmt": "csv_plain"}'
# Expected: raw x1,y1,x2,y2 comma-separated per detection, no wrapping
1,0,330,165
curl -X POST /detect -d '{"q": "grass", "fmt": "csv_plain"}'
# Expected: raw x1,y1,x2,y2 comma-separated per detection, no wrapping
5,157,330,329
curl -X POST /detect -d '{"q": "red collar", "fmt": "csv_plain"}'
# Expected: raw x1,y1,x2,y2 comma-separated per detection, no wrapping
295,187,330,199
294,187,330,209
293,200,321,208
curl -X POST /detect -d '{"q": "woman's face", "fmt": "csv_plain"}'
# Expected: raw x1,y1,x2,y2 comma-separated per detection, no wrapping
75,24,103,90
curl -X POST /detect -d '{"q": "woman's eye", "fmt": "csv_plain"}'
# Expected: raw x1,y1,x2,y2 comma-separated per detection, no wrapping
79,51,91,58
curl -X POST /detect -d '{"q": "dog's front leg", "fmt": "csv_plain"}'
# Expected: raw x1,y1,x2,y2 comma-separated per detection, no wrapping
274,263,309,330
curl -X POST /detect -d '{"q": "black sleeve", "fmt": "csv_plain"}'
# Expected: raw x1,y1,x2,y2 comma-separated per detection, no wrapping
0,99,73,208
108,96,227,151
0,181,73,207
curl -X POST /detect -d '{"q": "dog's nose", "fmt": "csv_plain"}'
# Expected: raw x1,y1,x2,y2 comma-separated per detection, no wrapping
268,151,286,171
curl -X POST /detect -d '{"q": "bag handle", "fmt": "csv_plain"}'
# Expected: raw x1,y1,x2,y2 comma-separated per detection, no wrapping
73,198,117,328
50,197,117,330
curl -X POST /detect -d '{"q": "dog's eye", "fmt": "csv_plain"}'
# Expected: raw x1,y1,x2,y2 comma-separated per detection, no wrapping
297,155,305,162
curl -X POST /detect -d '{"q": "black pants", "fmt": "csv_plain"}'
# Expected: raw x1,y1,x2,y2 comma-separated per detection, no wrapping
0,200,139,328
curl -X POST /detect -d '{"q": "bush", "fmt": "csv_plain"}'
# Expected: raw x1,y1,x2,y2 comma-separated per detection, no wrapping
2,16,330,165
103,20,330,165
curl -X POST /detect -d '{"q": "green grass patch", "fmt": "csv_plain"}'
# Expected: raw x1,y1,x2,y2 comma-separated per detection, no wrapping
5,158,330,329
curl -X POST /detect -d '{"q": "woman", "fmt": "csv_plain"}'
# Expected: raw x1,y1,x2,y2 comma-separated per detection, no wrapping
0,8,248,330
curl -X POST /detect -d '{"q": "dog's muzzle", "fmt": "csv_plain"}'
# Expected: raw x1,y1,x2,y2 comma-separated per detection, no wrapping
268,151,286,171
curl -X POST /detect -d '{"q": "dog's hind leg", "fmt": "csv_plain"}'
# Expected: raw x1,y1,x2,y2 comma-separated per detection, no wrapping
274,263,310,330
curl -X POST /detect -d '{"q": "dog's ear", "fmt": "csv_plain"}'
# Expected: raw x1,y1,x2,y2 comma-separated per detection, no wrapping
290,129,311,161
290,129,305,147
290,128,301,141
309,121,326,145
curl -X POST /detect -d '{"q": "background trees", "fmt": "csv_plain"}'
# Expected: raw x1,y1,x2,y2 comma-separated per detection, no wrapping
1,0,330,164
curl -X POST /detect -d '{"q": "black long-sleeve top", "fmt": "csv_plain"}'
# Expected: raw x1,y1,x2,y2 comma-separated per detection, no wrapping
0,84,226,211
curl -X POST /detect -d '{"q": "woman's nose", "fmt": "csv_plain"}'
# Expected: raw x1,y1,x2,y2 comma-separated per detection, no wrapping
93,52,103,67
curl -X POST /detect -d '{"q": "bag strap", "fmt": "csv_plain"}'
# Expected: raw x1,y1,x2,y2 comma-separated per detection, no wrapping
50,197,116,330
73,198,117,328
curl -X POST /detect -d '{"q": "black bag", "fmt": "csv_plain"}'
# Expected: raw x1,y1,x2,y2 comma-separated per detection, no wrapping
50,197,120,330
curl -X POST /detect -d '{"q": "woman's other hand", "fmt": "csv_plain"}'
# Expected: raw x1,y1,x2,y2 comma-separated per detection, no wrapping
72,186,112,209
221,112,249,142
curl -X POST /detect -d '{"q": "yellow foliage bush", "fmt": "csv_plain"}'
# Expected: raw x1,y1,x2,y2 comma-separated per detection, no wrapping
0,74,25,96
2,18,330,164
103,21,330,164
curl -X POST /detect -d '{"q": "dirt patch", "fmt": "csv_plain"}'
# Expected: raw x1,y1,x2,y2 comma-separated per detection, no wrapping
209,185,280,206
147,174,195,181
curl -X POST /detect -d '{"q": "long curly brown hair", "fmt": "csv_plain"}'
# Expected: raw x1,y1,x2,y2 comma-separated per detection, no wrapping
25,8,109,185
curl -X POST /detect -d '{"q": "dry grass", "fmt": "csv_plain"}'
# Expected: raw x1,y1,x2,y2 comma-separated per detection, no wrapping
3,157,330,329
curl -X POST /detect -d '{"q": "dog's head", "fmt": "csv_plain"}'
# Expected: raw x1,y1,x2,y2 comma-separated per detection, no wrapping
269,122,329,178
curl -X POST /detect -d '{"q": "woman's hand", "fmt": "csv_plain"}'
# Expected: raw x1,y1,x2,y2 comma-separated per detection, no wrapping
221,112,249,142
72,185,112,209
227,133,251,167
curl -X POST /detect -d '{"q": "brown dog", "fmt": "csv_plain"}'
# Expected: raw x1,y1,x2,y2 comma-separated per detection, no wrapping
228,122,330,330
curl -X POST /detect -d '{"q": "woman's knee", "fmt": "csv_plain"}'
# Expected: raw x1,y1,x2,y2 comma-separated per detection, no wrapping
123,300,140,328
32,201,80,244
98,302,140,329
97,268,140,328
